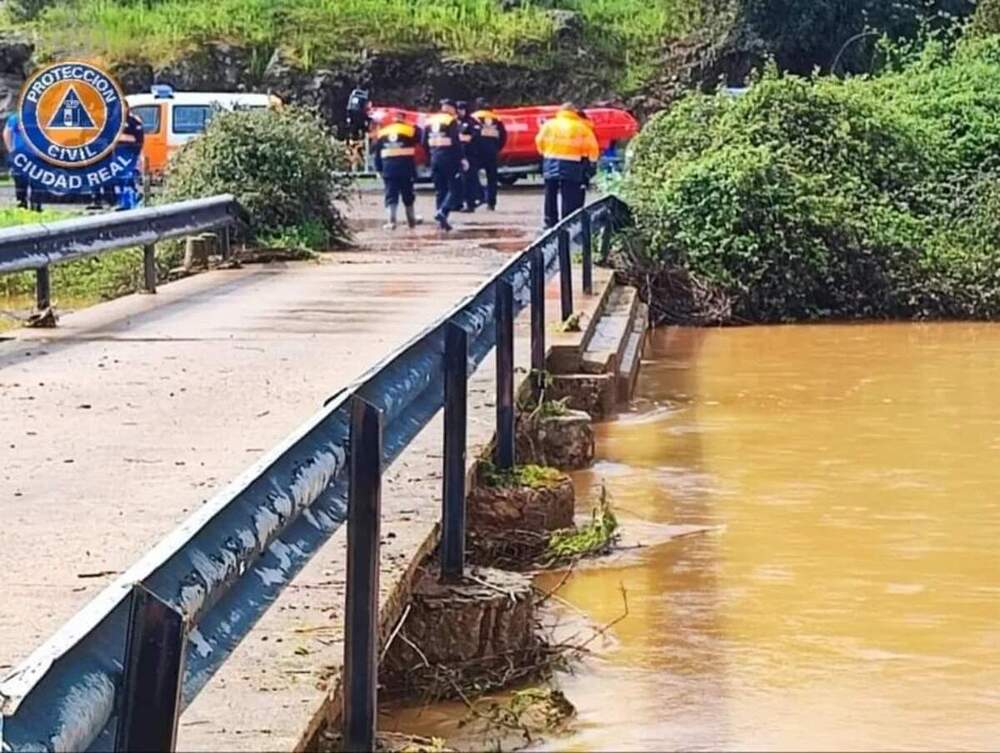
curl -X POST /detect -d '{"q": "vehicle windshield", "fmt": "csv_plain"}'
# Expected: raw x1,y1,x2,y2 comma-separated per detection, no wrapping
132,105,161,134
172,104,216,135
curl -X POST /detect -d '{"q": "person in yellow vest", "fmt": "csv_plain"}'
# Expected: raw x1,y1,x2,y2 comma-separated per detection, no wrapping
472,97,507,211
534,102,599,229
373,111,422,230
422,99,467,231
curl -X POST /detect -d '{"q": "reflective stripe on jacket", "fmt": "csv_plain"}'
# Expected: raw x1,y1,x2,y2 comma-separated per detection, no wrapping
473,109,507,158
535,109,599,182
374,121,421,179
423,112,464,166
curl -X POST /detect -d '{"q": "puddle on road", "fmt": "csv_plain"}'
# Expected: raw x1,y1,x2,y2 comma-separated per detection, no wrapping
482,239,532,253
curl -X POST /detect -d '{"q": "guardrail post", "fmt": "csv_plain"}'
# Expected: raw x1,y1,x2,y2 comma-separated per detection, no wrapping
581,211,593,296
35,266,50,311
558,229,573,321
343,396,382,753
116,584,186,753
142,244,157,294
495,278,515,470
219,225,232,261
441,322,468,582
530,246,545,395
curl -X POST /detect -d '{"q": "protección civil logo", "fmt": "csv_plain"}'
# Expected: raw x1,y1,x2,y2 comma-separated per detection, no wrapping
14,62,135,194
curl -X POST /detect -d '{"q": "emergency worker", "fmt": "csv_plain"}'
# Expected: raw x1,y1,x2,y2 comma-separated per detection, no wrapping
112,103,144,210
456,100,481,212
2,112,30,209
534,102,599,229
422,98,467,231
472,97,507,211
373,110,422,230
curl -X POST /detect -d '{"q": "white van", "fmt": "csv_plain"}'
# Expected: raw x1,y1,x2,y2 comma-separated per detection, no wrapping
126,85,281,175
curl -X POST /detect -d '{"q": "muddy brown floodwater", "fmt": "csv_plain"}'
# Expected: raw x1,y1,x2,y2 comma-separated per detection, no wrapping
384,322,1000,751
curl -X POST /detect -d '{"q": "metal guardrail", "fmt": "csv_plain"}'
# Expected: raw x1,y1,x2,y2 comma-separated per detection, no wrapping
0,195,240,315
0,194,631,753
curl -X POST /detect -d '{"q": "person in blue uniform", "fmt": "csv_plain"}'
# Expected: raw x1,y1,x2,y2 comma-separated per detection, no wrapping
2,113,30,209
373,110,422,230
113,104,145,210
422,99,467,231
472,98,507,211
456,100,482,212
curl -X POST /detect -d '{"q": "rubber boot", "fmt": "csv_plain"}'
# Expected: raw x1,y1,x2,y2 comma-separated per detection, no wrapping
405,203,418,229
383,204,398,231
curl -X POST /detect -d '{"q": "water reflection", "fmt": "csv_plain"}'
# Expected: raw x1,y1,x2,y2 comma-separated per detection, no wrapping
388,323,1000,751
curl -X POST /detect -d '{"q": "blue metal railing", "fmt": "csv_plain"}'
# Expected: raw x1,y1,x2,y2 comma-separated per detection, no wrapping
0,194,630,753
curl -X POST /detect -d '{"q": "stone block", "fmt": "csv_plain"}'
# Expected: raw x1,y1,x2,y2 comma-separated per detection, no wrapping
547,373,616,419
516,409,594,471
467,475,574,532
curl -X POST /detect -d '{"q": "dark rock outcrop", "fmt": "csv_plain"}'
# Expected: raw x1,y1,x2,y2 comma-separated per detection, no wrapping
0,32,34,116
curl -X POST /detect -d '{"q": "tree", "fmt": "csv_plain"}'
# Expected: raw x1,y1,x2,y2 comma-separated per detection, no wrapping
743,0,975,74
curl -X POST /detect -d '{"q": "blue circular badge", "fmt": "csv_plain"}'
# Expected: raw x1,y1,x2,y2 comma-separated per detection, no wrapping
14,62,135,195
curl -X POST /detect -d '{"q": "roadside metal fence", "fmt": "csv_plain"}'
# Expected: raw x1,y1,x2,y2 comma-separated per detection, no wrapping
0,194,631,753
0,195,240,315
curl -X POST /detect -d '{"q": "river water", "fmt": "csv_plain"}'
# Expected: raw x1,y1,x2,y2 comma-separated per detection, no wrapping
386,323,1000,751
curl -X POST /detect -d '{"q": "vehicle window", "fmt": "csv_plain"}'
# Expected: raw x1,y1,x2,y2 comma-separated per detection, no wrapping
172,105,215,135
132,105,161,135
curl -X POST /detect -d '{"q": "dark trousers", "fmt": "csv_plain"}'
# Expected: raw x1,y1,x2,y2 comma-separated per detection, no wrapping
481,157,499,209
432,162,463,217
543,179,584,228
383,174,415,207
463,161,484,209
12,172,28,208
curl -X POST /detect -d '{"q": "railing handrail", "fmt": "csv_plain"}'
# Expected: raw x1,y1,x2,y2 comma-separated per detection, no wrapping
0,193,630,753
0,195,239,275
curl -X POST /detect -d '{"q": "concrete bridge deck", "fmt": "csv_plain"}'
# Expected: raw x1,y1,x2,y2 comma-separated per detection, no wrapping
0,187,604,749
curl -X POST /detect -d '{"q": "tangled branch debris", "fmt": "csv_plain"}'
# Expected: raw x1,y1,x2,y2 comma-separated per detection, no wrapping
467,483,620,572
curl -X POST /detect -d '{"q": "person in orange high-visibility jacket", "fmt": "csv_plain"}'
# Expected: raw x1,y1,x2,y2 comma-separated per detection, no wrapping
535,102,599,229
373,110,422,230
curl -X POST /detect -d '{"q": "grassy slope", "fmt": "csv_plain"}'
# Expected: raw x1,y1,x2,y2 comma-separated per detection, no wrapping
8,0,702,94
0,208,148,303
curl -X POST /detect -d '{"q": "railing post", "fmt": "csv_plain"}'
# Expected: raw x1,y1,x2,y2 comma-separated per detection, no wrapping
558,229,573,321
600,214,613,264
441,322,468,582
35,266,50,311
219,225,232,261
116,584,186,753
530,246,546,395
581,210,593,296
495,278,515,470
142,244,157,294
343,397,382,753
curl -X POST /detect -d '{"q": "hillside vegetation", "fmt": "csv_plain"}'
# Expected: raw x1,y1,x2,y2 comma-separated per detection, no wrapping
3,0,704,95
620,31,1000,324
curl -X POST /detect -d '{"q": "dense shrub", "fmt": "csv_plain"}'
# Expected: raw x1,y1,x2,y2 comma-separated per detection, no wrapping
620,39,1000,324
743,0,974,74
972,0,1000,36
161,106,352,250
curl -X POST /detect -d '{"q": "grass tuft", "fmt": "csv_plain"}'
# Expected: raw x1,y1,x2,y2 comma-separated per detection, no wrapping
480,461,565,490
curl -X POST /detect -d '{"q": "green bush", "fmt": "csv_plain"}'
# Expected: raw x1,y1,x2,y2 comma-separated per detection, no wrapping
620,39,1000,323
743,0,974,74
161,106,352,250
972,0,1000,36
